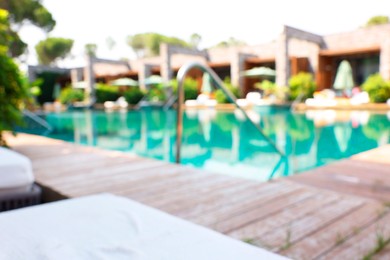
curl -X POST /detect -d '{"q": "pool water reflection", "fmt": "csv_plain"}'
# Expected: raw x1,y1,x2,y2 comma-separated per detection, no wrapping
44,107,390,181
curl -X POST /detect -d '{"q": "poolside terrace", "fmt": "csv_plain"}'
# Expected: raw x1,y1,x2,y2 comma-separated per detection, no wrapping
5,132,390,259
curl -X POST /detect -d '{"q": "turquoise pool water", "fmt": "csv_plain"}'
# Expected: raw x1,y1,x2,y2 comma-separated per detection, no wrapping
42,107,390,181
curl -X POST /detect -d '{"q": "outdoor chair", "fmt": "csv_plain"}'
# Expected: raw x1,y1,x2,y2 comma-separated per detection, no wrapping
0,147,41,212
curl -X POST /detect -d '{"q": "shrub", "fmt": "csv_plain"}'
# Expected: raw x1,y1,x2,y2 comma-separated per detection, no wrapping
0,10,30,146
183,78,198,100
19,77,44,110
362,73,390,103
95,84,120,103
215,78,240,104
124,88,145,105
171,78,199,101
0,53,27,146
255,80,288,101
146,84,167,102
59,87,85,104
256,80,275,97
288,72,316,101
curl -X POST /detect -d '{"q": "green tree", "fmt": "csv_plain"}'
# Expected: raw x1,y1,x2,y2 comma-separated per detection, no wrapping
0,8,27,57
127,34,145,58
366,15,389,26
189,33,202,49
215,37,246,48
127,33,189,57
84,43,97,57
0,0,55,56
0,10,28,146
0,0,55,31
35,37,74,65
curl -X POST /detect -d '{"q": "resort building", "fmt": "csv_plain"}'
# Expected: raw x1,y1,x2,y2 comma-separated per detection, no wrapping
29,24,390,102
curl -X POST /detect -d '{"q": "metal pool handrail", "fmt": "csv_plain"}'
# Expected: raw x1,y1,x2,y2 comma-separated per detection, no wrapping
290,92,305,111
175,61,285,164
23,110,53,135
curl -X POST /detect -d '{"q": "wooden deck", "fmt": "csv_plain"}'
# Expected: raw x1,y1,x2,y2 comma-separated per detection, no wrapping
5,133,390,260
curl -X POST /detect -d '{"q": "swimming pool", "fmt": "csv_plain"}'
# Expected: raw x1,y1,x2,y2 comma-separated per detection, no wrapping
42,107,390,181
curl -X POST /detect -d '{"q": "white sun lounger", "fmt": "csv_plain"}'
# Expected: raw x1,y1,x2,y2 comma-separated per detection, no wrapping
0,147,41,211
0,147,34,191
0,194,288,260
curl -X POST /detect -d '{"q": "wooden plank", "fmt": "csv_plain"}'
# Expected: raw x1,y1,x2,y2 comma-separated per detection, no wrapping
35,160,168,193
41,165,189,199
323,160,390,181
373,243,390,260
118,172,244,203
30,149,141,169
192,182,303,227
227,191,341,240
213,188,315,234
352,144,390,165
37,156,142,183
148,180,261,213
47,159,169,188
138,176,243,209
16,144,105,160
73,166,220,199
97,165,201,191
291,172,390,202
319,210,390,259
290,159,390,202
281,201,384,259
183,181,294,220
51,162,184,197
253,197,364,251
32,153,114,171
175,181,276,219
6,133,64,146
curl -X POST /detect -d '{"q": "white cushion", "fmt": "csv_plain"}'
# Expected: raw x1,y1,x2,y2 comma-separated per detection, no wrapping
184,100,198,106
246,92,262,103
0,147,34,189
196,93,210,104
0,194,286,259
236,98,249,107
350,91,369,105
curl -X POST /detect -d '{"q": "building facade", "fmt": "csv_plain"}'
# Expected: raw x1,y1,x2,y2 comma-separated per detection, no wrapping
119,24,390,95
29,24,390,101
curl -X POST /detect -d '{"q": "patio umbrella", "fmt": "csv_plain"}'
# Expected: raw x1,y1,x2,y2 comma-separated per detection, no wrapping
333,122,352,153
333,60,354,94
52,83,61,100
201,73,213,93
240,67,276,78
144,75,163,85
110,77,139,87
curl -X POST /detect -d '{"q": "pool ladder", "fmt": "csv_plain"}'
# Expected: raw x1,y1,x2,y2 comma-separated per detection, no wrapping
175,62,285,164
21,110,53,135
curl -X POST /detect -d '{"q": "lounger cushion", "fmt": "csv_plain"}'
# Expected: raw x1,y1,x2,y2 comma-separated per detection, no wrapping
0,194,287,259
0,147,34,190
